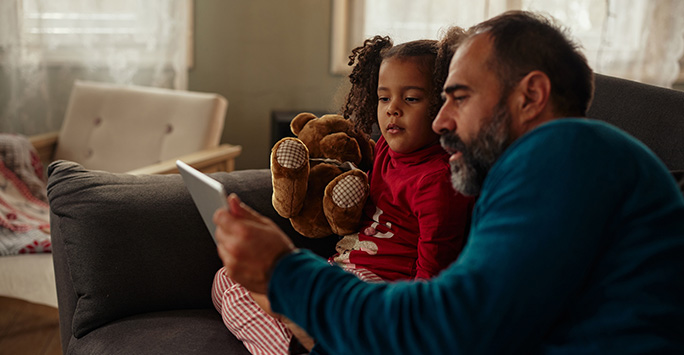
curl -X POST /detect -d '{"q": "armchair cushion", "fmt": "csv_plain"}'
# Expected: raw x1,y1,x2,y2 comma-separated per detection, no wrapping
54,81,228,173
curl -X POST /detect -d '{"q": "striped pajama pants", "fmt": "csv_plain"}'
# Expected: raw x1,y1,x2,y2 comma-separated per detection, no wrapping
212,265,382,355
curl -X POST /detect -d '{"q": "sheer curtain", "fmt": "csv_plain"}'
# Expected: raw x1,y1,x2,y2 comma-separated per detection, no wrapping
525,0,684,88
0,0,189,135
336,0,684,88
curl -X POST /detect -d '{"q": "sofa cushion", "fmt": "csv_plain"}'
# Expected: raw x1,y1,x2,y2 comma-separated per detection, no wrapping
67,309,250,354
47,161,338,340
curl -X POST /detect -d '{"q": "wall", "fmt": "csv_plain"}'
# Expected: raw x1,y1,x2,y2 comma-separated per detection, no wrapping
189,0,349,170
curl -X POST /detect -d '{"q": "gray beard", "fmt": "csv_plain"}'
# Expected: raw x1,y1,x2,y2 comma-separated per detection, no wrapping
439,103,512,196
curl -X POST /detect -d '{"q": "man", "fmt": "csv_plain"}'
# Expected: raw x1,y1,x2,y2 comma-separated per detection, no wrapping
215,11,684,354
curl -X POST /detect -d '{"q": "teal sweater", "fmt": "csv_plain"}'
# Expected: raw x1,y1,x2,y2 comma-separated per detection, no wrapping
269,119,684,354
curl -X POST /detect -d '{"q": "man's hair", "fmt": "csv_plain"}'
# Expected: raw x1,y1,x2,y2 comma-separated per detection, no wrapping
469,11,594,116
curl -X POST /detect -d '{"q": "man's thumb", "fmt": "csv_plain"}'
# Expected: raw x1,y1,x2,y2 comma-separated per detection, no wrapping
228,194,263,222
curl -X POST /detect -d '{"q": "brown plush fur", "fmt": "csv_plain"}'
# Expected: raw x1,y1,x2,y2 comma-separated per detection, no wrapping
271,113,374,238
270,138,309,218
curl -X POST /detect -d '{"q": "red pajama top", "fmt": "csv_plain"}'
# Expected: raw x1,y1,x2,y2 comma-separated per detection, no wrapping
333,136,475,281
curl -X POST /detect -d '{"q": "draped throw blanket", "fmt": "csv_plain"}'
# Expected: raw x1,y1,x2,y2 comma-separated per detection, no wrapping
0,134,50,255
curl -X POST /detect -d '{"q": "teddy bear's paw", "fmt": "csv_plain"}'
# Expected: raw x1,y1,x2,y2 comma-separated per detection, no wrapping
273,138,308,170
323,170,369,236
271,138,310,218
329,173,367,208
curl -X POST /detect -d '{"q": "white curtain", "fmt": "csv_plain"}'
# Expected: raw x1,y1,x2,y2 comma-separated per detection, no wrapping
357,0,684,88
0,0,189,135
525,0,684,88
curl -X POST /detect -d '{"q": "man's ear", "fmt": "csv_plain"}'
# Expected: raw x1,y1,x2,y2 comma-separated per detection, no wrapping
512,70,551,126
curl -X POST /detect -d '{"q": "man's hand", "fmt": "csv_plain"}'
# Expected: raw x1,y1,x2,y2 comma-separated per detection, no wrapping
214,194,295,294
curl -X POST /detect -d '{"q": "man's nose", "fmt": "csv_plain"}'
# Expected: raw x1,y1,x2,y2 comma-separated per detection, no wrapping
433,103,454,134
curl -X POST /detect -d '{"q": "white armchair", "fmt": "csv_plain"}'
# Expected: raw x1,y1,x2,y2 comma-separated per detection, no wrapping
29,80,241,174
2,81,241,308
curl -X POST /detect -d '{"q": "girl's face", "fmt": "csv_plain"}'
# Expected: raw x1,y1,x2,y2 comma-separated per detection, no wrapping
377,56,440,154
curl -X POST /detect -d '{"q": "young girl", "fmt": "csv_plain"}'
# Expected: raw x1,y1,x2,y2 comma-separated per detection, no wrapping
212,27,475,354
333,28,475,282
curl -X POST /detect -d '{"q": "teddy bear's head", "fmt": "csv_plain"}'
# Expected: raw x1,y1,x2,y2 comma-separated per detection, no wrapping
271,112,375,238
291,112,374,171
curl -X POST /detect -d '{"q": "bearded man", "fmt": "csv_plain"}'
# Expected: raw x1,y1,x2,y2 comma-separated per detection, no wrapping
213,11,684,354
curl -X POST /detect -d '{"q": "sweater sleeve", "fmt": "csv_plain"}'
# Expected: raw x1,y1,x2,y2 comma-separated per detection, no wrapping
268,121,679,354
412,169,474,279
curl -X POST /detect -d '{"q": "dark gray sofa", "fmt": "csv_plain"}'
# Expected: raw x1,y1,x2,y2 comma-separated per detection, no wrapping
48,74,684,354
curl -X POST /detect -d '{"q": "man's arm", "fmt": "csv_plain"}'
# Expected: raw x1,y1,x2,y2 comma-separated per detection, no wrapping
267,123,629,354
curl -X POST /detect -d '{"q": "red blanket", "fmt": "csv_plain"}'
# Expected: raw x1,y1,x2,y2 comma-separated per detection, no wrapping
0,134,50,255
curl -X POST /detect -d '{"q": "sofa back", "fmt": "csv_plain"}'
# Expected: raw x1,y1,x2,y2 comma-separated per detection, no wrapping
588,74,684,171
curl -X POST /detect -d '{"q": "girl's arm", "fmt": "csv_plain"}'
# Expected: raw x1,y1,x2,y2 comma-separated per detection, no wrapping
412,168,475,279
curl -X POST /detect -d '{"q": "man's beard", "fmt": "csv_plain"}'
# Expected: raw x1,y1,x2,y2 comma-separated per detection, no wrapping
440,102,512,196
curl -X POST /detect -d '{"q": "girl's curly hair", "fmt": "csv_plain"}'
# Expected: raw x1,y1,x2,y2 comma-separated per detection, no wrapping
342,27,466,135
342,35,393,134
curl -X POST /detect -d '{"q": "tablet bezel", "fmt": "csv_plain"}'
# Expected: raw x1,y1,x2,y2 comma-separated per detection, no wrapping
176,160,228,244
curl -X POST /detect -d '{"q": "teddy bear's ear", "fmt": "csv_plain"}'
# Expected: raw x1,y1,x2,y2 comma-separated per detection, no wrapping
291,112,318,136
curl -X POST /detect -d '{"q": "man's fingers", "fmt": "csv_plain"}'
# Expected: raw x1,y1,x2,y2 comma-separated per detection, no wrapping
227,194,267,223
212,193,294,295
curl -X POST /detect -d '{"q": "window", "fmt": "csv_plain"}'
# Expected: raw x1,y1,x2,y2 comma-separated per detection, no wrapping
0,0,192,135
1,0,191,81
331,0,684,88
330,0,497,75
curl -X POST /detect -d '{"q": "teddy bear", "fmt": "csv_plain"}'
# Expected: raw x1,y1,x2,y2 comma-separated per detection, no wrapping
270,112,375,238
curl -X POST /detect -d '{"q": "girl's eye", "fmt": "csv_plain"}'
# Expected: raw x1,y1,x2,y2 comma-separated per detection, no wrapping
405,97,419,102
379,97,389,102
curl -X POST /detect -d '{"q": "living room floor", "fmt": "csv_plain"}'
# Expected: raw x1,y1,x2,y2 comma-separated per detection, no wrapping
0,296,61,355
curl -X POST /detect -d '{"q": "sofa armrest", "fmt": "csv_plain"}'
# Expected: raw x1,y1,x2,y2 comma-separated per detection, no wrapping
47,160,337,350
126,144,243,175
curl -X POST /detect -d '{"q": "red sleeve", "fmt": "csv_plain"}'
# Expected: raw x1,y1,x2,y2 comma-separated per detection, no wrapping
411,168,475,279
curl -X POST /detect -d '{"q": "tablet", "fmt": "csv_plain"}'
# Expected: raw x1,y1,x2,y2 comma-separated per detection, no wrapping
176,160,228,244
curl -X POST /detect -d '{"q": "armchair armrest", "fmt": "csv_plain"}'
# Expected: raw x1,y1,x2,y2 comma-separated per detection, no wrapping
125,144,243,175
28,131,59,166
27,131,241,175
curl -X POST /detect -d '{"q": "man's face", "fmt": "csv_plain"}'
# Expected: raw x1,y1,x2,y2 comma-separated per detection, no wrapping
432,34,514,196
